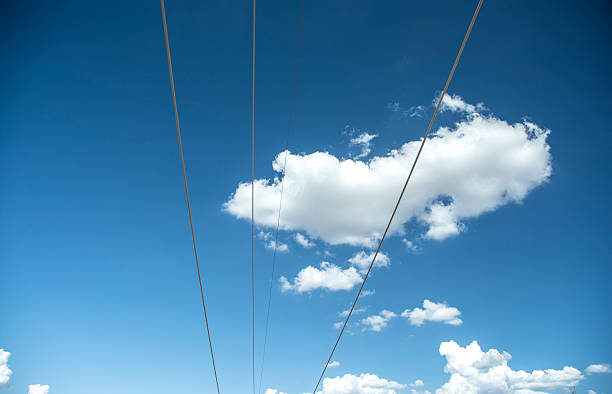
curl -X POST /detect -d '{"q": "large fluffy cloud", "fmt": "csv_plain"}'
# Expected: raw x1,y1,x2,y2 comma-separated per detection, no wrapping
319,373,407,394
437,340,583,394
0,349,11,388
401,300,462,326
224,96,551,247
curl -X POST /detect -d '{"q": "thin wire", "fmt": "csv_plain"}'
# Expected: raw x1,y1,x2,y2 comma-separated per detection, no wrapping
258,1,306,392
160,1,221,393
251,0,257,393
311,1,484,392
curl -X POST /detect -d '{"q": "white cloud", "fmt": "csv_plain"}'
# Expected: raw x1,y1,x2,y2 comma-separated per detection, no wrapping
409,105,426,118
224,97,551,247
0,349,11,388
265,389,287,394
348,251,390,273
585,364,612,374
320,373,406,394
28,385,50,394
329,361,341,368
280,262,362,293
410,380,425,387
436,340,583,394
333,321,344,330
259,231,289,252
295,233,315,248
361,290,375,297
339,307,367,317
387,101,424,118
438,94,484,114
361,310,397,332
267,240,289,252
388,102,401,112
402,239,418,252
587,390,596,394
421,203,464,240
350,132,378,159
401,300,462,327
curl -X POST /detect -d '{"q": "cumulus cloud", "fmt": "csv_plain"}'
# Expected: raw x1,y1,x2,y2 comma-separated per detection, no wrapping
0,349,11,388
351,132,378,159
264,389,287,394
410,380,425,387
280,262,362,293
295,233,315,248
329,361,341,368
437,340,583,394
224,96,551,247
361,290,375,297
401,300,462,326
348,251,390,273
28,385,50,394
320,373,406,394
585,364,612,374
361,310,398,332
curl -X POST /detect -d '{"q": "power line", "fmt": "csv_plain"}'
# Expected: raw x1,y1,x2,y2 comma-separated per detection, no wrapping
159,1,221,393
311,0,485,392
258,0,306,392
251,0,257,393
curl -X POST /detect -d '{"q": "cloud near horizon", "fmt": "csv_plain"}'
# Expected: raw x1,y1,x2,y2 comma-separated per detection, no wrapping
437,340,583,394
223,95,552,247
264,339,592,394
0,349,11,388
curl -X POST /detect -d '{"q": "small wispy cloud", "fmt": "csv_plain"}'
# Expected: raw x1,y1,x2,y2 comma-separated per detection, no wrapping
361,310,398,332
339,307,367,317
259,231,289,252
387,101,425,118
295,233,315,248
585,363,612,374
350,132,378,159
402,239,419,252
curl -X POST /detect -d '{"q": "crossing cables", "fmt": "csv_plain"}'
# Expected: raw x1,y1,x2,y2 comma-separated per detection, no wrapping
258,1,306,393
311,0,485,392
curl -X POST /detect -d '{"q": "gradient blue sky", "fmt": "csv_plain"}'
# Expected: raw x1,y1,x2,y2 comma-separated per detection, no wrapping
1,1,611,393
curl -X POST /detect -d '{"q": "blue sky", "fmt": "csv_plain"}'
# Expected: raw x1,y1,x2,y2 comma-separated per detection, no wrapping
1,1,611,393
